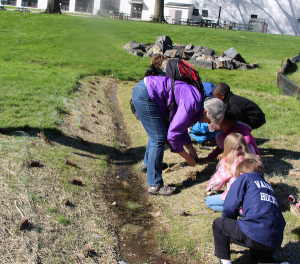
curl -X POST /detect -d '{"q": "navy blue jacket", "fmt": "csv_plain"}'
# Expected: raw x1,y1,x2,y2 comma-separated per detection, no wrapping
223,172,286,249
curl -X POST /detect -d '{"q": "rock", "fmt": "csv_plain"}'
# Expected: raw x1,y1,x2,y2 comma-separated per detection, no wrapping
70,179,82,186
27,160,40,167
240,64,253,70
199,54,214,62
214,56,233,70
179,210,190,216
156,36,173,53
130,40,141,49
249,63,259,68
122,42,131,50
66,160,78,167
134,50,144,57
17,218,30,230
185,44,194,50
181,50,194,60
143,48,153,57
144,43,155,51
193,45,203,53
63,199,72,206
190,52,202,60
127,48,136,54
164,49,175,58
156,35,172,46
190,59,213,70
223,47,246,63
173,43,185,48
202,46,215,56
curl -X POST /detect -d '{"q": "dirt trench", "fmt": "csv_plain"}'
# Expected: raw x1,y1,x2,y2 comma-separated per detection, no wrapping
104,81,175,264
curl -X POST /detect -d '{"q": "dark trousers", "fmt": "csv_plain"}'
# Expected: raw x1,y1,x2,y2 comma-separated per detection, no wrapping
212,217,276,263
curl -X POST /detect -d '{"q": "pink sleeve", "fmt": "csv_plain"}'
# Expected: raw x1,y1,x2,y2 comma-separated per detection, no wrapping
207,158,233,192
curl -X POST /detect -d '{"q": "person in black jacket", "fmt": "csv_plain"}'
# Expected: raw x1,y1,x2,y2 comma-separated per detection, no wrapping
212,157,285,264
212,83,266,130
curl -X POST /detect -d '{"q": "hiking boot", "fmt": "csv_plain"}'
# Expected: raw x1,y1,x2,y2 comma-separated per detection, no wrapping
147,185,177,196
140,163,168,173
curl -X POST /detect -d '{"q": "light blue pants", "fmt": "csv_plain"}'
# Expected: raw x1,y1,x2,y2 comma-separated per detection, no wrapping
206,194,224,211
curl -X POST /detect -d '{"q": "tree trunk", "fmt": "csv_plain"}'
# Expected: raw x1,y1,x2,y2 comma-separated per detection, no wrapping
152,0,165,23
45,0,61,14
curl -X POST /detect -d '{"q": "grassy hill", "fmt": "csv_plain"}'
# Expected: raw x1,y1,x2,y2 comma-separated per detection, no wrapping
0,11,300,263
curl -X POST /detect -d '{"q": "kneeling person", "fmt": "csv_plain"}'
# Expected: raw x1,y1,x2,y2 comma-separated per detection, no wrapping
212,157,286,264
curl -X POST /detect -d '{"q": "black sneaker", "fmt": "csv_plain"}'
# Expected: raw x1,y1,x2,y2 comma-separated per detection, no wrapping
141,163,168,173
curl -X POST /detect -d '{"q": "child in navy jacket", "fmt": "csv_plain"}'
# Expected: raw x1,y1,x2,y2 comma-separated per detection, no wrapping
212,157,286,264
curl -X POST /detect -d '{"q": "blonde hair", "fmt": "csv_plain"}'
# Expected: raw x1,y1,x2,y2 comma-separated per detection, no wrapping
150,54,168,70
235,157,264,179
219,133,253,174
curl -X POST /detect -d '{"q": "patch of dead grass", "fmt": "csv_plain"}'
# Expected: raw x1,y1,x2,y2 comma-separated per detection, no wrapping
0,77,121,263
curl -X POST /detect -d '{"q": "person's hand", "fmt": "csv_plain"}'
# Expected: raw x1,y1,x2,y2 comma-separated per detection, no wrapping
188,127,191,133
185,155,197,167
184,144,198,159
217,153,223,160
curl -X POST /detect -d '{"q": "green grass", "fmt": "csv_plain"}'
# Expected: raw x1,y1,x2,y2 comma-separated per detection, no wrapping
126,201,143,211
1,12,300,133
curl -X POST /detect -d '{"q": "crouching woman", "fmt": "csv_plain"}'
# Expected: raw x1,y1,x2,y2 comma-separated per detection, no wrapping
132,75,224,196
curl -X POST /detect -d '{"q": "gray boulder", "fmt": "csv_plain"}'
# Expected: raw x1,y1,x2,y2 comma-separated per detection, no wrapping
193,45,202,53
185,44,194,50
223,47,246,63
134,50,144,57
156,36,173,53
190,58,213,70
181,50,194,60
202,46,216,56
214,56,233,70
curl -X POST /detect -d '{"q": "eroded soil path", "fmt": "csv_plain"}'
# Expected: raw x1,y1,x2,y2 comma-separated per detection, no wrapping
104,82,174,263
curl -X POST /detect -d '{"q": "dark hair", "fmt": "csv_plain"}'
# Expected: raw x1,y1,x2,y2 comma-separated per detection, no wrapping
150,54,167,69
223,104,241,122
235,156,264,179
145,64,158,77
213,82,231,97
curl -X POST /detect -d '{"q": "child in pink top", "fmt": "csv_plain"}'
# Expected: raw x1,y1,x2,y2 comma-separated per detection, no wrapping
206,133,256,211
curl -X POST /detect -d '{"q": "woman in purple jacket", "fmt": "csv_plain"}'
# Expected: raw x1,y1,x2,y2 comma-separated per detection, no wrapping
132,76,216,196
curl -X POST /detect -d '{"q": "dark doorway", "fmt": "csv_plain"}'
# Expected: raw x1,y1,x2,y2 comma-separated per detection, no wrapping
131,3,142,19
100,0,120,14
75,0,93,13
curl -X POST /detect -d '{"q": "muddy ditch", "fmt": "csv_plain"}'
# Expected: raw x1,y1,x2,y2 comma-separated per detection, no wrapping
103,82,175,264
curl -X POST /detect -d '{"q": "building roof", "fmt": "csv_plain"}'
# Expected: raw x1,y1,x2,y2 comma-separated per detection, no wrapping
165,2,194,7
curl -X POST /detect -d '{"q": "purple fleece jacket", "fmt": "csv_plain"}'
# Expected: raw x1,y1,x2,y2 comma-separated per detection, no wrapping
145,76,203,153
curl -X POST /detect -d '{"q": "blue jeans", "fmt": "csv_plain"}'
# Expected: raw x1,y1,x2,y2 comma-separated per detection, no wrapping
132,80,166,186
206,194,224,211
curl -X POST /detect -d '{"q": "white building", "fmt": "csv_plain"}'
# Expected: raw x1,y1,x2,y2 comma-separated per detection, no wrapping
2,0,299,36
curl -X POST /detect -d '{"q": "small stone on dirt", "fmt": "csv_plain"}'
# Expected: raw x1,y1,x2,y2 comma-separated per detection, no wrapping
179,210,190,216
111,201,118,207
17,218,30,230
79,126,90,132
65,159,78,167
27,160,40,167
63,199,72,206
70,179,82,186
94,121,99,125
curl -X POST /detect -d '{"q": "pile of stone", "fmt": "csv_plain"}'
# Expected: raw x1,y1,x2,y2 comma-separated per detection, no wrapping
123,36,258,70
